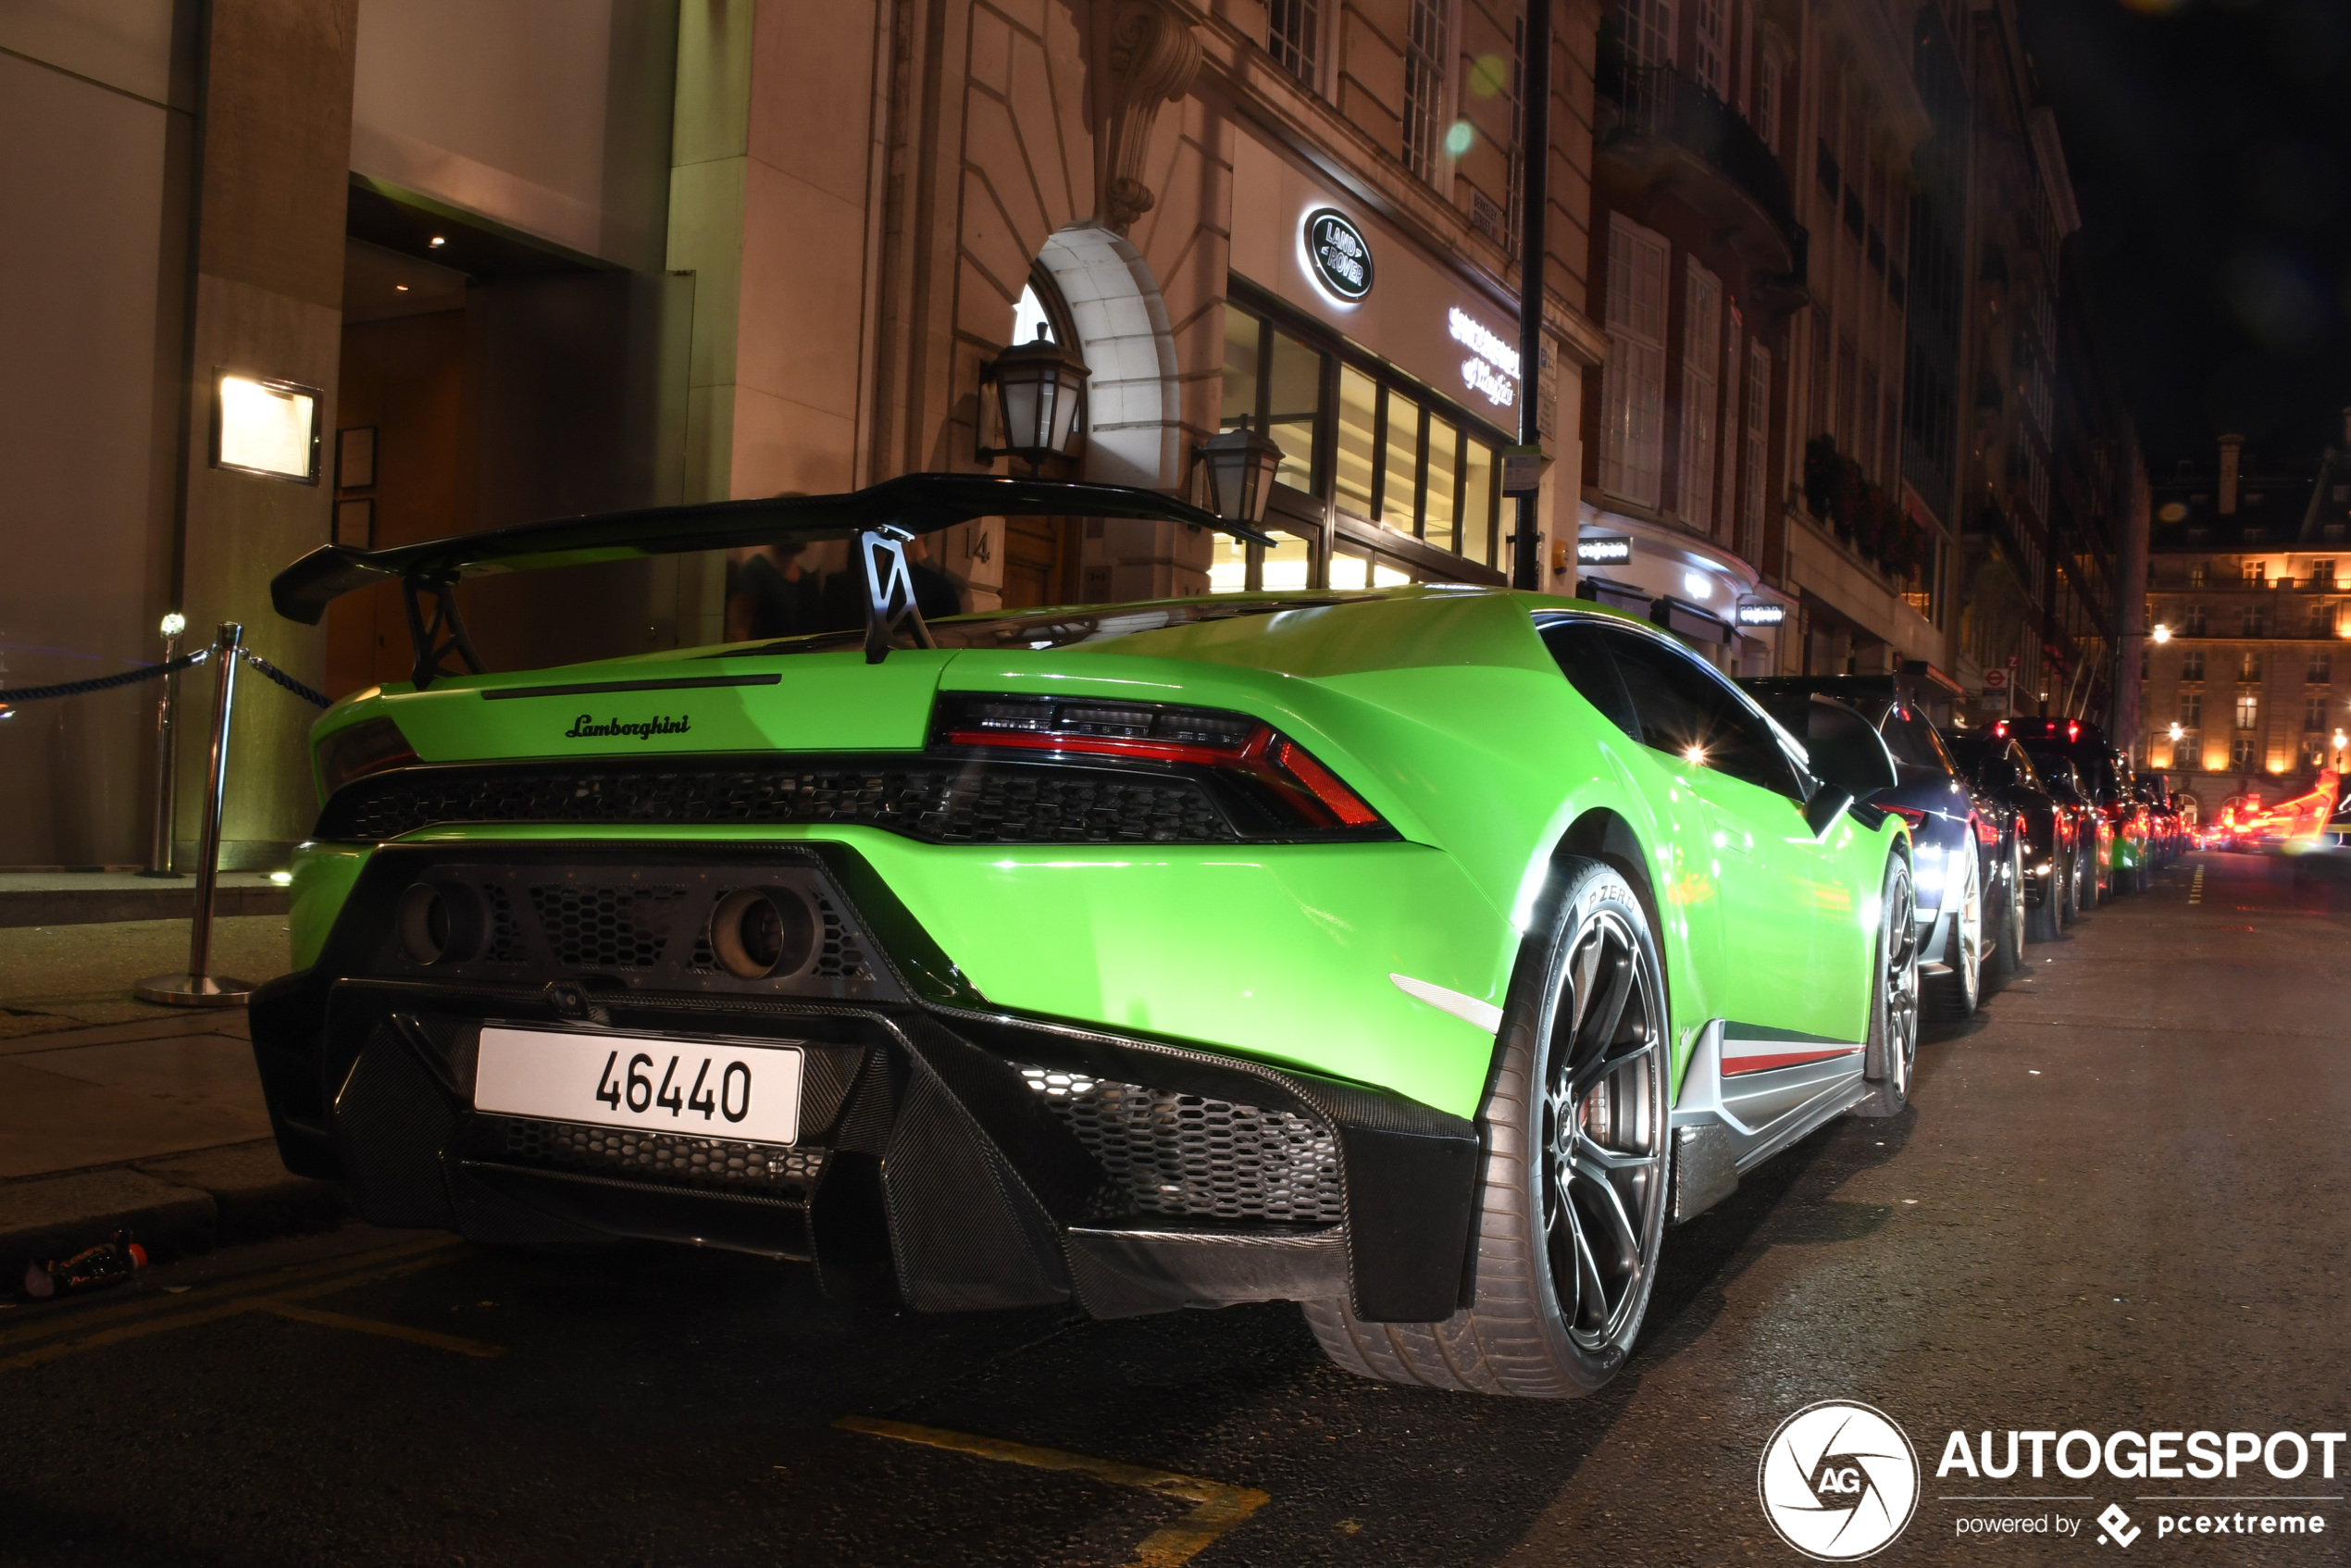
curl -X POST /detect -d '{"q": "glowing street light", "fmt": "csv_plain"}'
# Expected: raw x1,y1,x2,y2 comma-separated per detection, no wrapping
2169,722,2184,741
2150,623,2171,644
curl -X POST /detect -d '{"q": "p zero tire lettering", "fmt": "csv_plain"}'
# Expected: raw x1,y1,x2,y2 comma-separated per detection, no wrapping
721,1060,752,1123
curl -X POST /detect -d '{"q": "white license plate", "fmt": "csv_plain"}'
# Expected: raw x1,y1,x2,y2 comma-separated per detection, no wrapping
474,1027,803,1146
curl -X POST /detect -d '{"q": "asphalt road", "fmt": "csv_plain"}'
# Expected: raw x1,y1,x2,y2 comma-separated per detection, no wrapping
4,851,2345,1567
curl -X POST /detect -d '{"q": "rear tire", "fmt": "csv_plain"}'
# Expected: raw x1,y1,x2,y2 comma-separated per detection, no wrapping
1986,842,2025,981
1302,857,1669,1399
1854,855,1921,1118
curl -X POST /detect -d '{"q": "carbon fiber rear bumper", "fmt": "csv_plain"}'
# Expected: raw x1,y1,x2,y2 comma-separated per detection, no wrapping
249,843,1478,1323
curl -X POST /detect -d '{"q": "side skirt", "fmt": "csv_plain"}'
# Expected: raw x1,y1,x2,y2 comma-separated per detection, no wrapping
1666,1019,1868,1223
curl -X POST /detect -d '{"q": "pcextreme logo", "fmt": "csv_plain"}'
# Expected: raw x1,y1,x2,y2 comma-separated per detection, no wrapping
1759,1400,1922,1561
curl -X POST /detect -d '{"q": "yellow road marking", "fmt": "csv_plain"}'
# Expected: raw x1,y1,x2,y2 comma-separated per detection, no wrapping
2189,866,2204,904
0,1233,459,1350
836,1414,1269,1568
0,1238,479,1374
259,1300,504,1358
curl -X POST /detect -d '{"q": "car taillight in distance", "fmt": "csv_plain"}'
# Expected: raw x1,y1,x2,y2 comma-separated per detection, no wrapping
316,716,418,800
933,693,1384,831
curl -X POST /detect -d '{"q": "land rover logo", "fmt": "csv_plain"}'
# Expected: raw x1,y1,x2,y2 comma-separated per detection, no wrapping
1304,208,1374,302
1758,1400,1921,1561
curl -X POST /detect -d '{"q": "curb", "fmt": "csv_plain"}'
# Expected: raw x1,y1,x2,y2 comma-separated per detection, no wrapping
0,884,291,928
1,1142,349,1288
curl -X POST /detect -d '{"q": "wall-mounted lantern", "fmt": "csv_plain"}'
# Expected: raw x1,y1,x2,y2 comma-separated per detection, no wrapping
976,336,1090,467
1188,424,1285,528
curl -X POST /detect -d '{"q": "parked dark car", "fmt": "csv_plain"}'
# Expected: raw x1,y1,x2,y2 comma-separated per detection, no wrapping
1946,732,2079,942
1745,677,2022,1019
1996,717,2144,899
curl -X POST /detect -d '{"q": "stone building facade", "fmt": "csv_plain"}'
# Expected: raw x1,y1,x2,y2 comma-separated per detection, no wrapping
2144,429,2351,817
1,0,1606,867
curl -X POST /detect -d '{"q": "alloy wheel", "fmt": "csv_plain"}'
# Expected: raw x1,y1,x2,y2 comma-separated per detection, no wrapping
1883,868,1921,1096
1540,908,1665,1353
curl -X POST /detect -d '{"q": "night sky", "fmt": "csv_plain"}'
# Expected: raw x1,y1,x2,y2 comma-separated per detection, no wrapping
2020,0,2351,474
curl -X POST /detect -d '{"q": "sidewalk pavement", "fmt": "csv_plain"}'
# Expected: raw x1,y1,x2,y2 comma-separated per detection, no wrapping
0,910,346,1289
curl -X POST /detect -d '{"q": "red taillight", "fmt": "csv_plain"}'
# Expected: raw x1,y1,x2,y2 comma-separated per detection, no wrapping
1885,804,1927,830
2067,721,2081,742
1972,811,1998,845
1993,720,2009,738
1269,738,1382,827
935,694,1384,832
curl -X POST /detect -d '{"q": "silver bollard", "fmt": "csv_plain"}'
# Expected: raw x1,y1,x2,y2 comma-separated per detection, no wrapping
139,611,187,878
136,621,255,1007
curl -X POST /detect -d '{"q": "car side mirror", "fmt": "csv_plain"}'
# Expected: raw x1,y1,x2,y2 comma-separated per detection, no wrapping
1801,696,1899,837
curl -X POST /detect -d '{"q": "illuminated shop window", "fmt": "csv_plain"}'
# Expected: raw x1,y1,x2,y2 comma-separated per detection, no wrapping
1217,291,1507,575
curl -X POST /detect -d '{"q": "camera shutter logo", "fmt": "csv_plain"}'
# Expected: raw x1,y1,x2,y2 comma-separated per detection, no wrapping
1304,209,1375,302
1757,1400,1921,1561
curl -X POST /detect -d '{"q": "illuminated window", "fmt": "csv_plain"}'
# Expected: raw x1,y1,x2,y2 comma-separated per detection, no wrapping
2235,692,2259,731
1218,293,1506,575
2240,651,2263,682
212,373,320,483
2189,562,2207,588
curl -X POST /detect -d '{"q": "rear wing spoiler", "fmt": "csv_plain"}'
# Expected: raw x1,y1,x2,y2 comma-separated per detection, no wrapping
269,474,1272,684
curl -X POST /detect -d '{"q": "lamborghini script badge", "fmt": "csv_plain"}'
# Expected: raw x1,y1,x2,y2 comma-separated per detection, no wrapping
566,713,691,740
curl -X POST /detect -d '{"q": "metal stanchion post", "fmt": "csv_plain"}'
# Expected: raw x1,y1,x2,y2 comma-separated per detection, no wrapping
136,622,255,1006
140,611,187,878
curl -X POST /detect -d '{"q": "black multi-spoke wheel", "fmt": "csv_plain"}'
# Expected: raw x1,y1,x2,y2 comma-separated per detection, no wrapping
1540,905,1664,1352
1857,855,1921,1116
1304,857,1669,1398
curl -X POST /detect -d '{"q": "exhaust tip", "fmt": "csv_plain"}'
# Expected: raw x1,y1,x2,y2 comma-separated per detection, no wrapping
396,880,488,965
710,887,817,980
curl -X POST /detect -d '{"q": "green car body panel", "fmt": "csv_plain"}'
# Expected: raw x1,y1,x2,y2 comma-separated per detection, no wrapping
290,588,1897,1122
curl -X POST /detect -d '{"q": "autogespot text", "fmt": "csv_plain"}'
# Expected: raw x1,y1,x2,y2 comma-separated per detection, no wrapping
1937,1428,2347,1481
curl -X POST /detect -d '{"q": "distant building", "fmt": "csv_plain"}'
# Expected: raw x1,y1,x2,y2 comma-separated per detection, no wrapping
2142,426,2351,815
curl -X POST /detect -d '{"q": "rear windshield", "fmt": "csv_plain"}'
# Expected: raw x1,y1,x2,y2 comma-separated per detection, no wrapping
725,594,1374,657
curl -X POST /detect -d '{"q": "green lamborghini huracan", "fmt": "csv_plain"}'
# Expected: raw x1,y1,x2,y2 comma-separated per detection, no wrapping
252,477,1915,1400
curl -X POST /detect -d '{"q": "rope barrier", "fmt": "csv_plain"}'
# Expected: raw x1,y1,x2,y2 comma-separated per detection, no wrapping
0,649,208,704
237,647,332,709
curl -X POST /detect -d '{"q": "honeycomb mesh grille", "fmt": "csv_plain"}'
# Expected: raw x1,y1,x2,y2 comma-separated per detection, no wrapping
318,762,1239,846
483,886,527,963
501,1118,824,1192
526,885,687,968
1017,1066,1344,1223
